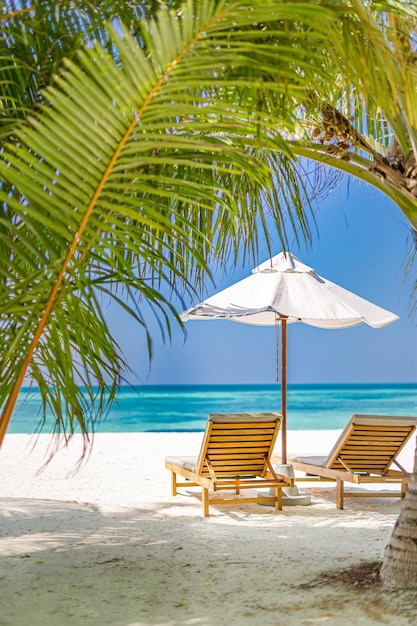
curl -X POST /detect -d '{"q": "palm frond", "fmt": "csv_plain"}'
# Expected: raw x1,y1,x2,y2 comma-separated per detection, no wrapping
285,0,417,230
0,0,338,442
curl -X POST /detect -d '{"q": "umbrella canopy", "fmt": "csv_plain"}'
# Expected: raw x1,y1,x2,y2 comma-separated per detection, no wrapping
182,251,399,329
181,251,399,463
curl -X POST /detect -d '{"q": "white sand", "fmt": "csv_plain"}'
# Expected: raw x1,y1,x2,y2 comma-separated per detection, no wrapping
1,429,416,626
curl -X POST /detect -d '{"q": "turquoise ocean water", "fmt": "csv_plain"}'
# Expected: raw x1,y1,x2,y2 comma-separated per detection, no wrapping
8,383,417,434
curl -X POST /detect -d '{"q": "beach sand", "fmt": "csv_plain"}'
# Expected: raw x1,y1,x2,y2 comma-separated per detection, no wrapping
1,429,417,626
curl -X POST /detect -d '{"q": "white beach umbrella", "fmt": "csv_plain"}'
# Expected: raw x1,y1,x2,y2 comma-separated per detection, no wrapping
181,251,399,464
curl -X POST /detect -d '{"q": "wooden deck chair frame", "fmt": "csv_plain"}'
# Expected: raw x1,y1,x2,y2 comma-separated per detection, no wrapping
165,412,291,517
277,414,417,509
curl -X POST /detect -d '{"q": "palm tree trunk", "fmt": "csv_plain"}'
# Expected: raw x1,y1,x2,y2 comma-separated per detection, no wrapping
380,437,417,587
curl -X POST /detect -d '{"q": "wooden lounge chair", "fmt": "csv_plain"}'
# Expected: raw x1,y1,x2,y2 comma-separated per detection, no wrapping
279,414,417,509
165,412,291,517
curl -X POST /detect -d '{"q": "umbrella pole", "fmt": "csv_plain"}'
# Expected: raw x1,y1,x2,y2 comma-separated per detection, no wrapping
272,316,310,506
281,318,287,464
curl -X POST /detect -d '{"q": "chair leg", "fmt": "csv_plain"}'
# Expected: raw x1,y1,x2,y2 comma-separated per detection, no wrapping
202,487,209,517
336,478,344,509
274,486,282,511
171,471,177,497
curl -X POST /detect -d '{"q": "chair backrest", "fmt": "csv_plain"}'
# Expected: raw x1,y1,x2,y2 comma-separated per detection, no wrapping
326,414,417,473
196,412,282,478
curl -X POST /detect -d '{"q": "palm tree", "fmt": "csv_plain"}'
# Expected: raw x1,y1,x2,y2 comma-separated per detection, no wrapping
0,0,416,586
310,2,417,588
0,0,329,446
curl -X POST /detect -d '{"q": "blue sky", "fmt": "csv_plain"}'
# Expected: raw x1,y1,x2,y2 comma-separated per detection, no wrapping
106,177,417,385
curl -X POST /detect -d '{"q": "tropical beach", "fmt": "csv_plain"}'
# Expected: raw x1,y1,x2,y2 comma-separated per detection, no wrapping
1,427,417,626
2,0,417,624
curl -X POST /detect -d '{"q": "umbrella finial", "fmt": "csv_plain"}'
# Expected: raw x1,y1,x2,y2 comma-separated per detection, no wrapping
253,251,314,274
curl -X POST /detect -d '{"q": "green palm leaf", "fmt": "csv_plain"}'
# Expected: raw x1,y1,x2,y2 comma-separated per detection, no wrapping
0,0,335,442
289,0,417,228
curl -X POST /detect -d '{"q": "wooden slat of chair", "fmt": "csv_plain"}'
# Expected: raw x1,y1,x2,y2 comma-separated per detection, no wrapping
347,438,409,446
208,453,267,460
208,441,271,446
211,425,276,431
333,453,393,460
213,423,277,427
211,460,265,474
351,427,411,432
210,437,274,444
342,448,399,454
331,461,392,470
209,458,265,466
355,424,414,428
